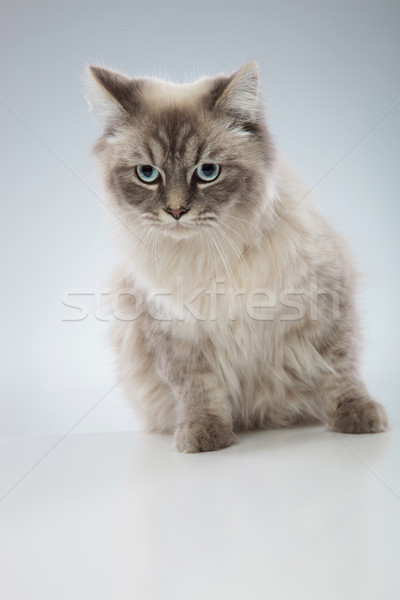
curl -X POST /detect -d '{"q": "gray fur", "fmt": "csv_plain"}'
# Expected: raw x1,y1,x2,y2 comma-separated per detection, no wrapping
86,62,389,453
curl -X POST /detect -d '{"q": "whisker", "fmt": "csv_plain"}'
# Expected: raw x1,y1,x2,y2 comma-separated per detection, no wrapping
206,226,237,290
204,227,218,282
219,220,247,245
210,221,242,259
217,222,254,285
207,221,251,286
224,213,263,235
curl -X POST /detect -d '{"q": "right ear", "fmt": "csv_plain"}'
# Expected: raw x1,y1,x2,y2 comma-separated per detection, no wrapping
84,65,142,121
206,62,262,125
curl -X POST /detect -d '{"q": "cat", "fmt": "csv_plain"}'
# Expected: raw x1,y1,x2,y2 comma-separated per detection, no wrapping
86,61,388,452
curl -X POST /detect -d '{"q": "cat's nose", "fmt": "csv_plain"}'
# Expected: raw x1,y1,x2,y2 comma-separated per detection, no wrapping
164,206,189,220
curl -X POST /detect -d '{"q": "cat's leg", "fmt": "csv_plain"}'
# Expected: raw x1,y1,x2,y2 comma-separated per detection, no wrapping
318,345,388,434
330,393,388,434
173,380,236,453
303,273,389,434
154,333,235,453
112,318,177,434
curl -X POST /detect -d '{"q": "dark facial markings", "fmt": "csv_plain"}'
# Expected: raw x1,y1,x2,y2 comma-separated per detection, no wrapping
106,100,270,223
110,157,259,222
144,141,156,166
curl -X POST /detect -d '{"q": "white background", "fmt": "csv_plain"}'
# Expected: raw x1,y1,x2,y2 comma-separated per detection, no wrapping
1,0,399,437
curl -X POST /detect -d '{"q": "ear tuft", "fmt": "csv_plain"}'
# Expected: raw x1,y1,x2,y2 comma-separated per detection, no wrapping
213,61,262,123
84,65,141,121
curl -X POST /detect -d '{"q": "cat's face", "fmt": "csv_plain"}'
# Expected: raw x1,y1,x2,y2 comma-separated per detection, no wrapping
87,63,275,240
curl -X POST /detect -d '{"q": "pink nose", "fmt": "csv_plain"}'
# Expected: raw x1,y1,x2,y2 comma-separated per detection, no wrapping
165,207,189,220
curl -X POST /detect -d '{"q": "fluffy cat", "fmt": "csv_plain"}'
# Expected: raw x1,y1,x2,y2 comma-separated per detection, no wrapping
86,62,388,452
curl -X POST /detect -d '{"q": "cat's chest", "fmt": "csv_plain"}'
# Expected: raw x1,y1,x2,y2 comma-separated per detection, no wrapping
139,246,281,324
142,272,280,327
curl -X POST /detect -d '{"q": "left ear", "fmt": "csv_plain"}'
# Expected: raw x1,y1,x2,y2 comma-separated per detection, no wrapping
84,65,142,122
213,62,262,123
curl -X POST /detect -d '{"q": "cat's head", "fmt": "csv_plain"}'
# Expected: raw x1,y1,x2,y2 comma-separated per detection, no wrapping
86,62,276,240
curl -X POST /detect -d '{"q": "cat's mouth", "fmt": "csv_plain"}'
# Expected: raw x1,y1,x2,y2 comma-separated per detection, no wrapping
162,218,200,239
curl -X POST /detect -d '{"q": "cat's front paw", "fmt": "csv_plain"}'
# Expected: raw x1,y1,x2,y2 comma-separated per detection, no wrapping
174,414,236,453
329,397,389,434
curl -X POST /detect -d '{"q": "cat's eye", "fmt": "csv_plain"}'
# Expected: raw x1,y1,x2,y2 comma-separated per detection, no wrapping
195,163,220,182
136,165,160,184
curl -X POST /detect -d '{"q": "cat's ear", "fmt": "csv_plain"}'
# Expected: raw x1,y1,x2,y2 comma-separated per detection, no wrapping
210,62,262,124
84,65,141,120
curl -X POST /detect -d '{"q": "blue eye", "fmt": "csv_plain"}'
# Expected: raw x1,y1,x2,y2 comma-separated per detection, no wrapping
196,163,220,182
137,165,160,183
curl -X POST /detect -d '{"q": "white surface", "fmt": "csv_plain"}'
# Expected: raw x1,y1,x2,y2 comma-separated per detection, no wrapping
1,425,399,599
